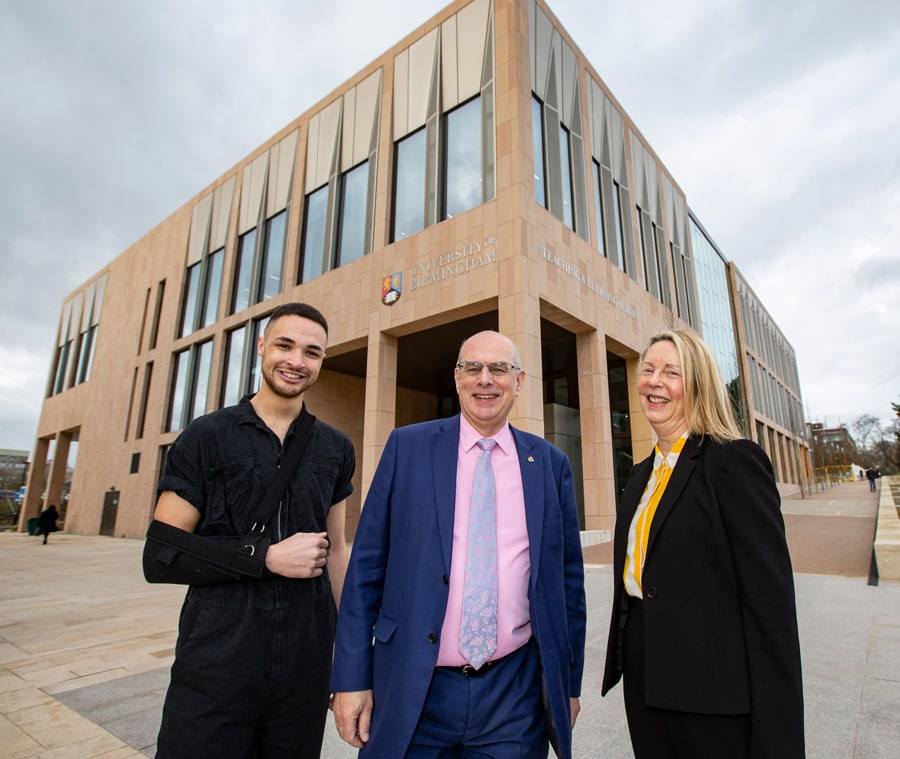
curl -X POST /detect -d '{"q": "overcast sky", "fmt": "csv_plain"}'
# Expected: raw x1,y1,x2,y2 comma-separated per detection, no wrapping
1,0,898,455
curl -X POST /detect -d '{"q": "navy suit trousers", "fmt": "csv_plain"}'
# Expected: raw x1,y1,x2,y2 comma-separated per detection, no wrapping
406,641,549,758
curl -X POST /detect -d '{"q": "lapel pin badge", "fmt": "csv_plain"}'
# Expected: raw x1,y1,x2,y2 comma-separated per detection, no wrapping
527,456,535,463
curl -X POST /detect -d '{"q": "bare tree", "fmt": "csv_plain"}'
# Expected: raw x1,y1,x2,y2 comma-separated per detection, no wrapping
852,414,882,453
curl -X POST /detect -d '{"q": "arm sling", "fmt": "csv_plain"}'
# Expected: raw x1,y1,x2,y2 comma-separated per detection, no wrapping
142,410,316,585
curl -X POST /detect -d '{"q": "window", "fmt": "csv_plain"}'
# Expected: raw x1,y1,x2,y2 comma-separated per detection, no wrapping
392,128,427,241
201,248,224,327
638,210,672,307
189,341,213,422
336,162,368,266
673,241,695,325
76,325,97,383
247,320,262,395
533,97,546,208
220,319,265,408
607,353,633,503
180,246,225,336
53,341,71,394
300,186,328,283
653,224,671,308
179,263,201,337
167,349,190,432
149,280,165,350
167,340,214,432
259,211,286,302
232,229,257,314
444,98,482,219
221,326,247,408
638,211,659,298
611,181,627,271
591,161,606,259
136,362,153,439
559,125,574,230
390,91,492,242
532,93,587,238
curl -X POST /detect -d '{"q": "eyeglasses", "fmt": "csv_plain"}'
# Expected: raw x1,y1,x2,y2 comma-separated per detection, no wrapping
456,361,520,378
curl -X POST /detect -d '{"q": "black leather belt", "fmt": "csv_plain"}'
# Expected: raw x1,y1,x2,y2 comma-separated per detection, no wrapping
438,650,514,677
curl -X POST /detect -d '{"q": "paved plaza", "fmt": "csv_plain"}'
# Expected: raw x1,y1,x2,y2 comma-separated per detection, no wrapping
1,478,898,758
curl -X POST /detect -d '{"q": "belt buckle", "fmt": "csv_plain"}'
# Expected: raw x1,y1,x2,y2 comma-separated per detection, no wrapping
460,661,489,677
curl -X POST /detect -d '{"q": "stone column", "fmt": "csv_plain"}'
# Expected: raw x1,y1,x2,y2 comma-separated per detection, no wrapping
576,330,616,534
359,317,398,537
18,437,50,532
44,432,72,520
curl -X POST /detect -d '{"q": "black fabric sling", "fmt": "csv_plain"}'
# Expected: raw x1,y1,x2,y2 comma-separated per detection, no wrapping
143,409,316,585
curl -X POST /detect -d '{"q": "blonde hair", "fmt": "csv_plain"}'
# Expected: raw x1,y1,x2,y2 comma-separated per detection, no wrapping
643,330,742,442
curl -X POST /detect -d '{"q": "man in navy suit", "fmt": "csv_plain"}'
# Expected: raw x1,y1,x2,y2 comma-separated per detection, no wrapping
331,330,586,758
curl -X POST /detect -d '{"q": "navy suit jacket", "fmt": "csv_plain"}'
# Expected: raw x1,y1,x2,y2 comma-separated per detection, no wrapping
601,436,804,758
331,415,586,758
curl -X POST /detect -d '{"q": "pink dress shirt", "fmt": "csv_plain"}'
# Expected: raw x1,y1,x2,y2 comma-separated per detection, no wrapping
436,417,532,666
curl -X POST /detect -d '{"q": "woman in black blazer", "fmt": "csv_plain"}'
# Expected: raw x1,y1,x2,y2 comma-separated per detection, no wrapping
602,330,804,758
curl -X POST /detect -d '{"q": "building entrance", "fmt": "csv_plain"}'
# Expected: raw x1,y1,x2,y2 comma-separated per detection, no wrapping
100,489,119,536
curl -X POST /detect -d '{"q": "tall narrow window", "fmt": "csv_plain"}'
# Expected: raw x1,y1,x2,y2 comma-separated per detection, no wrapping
612,182,626,271
300,186,328,283
167,349,190,432
183,244,226,334
179,263,201,337
638,212,655,297
444,98,482,219
392,128,427,241
167,341,214,432
221,326,247,408
653,224,671,309
559,125,574,230
232,229,257,314
77,325,97,383
533,96,546,208
259,211,286,302
149,280,165,350
592,161,606,259
607,353,633,504
201,248,224,328
188,340,213,422
337,162,368,266
245,319,264,397
52,343,67,395
136,362,153,439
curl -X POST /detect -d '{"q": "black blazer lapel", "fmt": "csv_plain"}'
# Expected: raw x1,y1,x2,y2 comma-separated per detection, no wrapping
646,436,701,552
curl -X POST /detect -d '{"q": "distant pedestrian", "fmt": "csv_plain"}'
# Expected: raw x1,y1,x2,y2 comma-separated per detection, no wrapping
38,504,60,544
866,467,877,492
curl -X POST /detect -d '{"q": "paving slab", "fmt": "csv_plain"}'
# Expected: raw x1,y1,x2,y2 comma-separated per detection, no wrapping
1,477,897,758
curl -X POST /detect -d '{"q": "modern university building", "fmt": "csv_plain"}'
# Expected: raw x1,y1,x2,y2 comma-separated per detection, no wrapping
19,0,810,541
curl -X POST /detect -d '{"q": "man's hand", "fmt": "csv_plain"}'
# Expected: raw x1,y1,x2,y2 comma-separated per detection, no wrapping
264,531,329,578
333,690,373,748
570,697,581,728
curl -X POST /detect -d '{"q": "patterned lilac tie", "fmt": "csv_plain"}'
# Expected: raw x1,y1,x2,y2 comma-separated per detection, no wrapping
459,438,498,668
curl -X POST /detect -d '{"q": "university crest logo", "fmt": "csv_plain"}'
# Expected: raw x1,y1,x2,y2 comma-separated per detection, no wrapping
381,272,402,306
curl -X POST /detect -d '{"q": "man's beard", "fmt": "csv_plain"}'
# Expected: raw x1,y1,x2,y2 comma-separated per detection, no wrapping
261,363,315,399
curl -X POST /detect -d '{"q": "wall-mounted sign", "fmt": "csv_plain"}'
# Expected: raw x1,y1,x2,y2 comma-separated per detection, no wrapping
407,235,497,292
538,245,640,322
